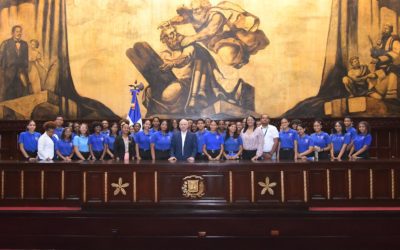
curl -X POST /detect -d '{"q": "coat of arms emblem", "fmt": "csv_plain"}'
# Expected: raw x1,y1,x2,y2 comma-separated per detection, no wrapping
182,175,205,199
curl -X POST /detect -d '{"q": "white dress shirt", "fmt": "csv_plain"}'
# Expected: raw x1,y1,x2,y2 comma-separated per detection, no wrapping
38,133,54,160
181,131,187,154
260,124,279,153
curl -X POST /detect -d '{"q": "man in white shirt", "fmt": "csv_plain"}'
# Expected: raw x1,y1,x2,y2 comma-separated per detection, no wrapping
259,114,279,160
38,121,56,161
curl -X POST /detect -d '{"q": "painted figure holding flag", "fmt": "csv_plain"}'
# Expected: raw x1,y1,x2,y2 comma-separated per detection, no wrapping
127,82,144,127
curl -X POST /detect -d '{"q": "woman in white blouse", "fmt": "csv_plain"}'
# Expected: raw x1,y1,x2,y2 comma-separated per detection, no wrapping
38,121,56,161
240,116,264,161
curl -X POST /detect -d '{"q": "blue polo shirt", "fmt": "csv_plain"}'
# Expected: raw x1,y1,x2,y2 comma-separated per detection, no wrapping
310,132,331,148
353,133,372,151
203,132,224,150
73,135,89,152
135,131,152,150
196,130,208,153
54,127,64,139
101,130,110,136
56,139,73,156
346,126,357,141
106,134,116,151
279,129,298,149
88,133,106,152
331,133,351,153
149,128,160,134
18,131,41,152
297,134,314,154
150,131,172,151
224,135,243,153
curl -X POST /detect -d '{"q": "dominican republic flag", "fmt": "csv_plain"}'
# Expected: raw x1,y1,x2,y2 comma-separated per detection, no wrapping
127,88,142,127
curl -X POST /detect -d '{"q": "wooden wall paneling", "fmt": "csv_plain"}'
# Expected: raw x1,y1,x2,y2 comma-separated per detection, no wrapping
308,169,328,201
231,171,251,203
86,171,105,203
253,170,281,204
3,170,21,200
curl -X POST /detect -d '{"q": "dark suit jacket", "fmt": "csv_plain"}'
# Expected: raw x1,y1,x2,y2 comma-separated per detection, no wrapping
0,38,29,72
170,131,197,160
113,135,136,160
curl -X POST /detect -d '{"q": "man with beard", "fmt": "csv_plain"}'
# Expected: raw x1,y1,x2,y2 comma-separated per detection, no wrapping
155,24,231,113
369,23,400,99
160,0,269,69
0,25,30,101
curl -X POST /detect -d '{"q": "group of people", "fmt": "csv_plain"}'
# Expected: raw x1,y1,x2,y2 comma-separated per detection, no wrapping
18,115,372,162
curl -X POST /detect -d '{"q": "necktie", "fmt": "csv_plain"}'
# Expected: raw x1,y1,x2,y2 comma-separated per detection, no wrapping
15,41,21,55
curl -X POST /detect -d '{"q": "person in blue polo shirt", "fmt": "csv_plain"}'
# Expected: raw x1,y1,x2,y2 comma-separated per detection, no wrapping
18,120,41,161
223,123,243,160
101,120,110,136
135,119,152,160
344,116,357,151
310,120,331,160
150,120,172,160
278,118,298,160
73,123,90,160
296,123,314,160
203,120,224,161
54,115,64,140
105,122,119,160
195,119,208,160
55,127,74,161
330,121,351,161
88,121,106,160
349,121,372,159
149,117,160,134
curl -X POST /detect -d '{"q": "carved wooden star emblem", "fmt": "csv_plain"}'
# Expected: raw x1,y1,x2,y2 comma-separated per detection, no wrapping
111,177,130,196
258,177,277,196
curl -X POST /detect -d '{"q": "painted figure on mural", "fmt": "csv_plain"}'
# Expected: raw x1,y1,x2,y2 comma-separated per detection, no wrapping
368,23,400,99
28,39,48,94
143,24,233,114
0,25,30,101
159,0,269,69
342,56,376,97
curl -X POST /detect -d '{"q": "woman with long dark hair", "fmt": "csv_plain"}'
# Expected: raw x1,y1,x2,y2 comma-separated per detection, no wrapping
203,120,224,161
296,123,314,160
349,121,372,159
240,116,264,161
135,119,152,160
73,123,90,160
223,123,243,160
105,122,119,160
55,127,74,161
151,120,172,160
330,121,351,161
310,120,331,160
18,120,41,161
114,123,136,161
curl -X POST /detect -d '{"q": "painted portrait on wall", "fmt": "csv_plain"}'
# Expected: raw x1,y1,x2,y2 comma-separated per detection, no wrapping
0,0,399,120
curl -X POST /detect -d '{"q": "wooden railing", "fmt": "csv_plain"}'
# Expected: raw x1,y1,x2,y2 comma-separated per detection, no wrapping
1,159,399,208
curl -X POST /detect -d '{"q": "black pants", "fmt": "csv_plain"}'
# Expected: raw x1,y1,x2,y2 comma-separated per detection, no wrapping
104,149,114,160
279,148,294,160
139,149,152,160
333,151,348,160
155,149,170,160
92,151,104,160
196,153,207,161
75,151,90,160
242,150,257,160
357,150,369,159
206,149,221,159
24,150,37,159
317,151,330,160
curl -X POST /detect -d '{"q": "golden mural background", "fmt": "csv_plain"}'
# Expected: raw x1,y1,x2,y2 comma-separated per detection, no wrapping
66,0,331,118
1,0,400,119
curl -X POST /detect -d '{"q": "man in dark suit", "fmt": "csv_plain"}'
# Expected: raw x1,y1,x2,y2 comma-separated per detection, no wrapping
0,25,30,101
169,119,197,162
